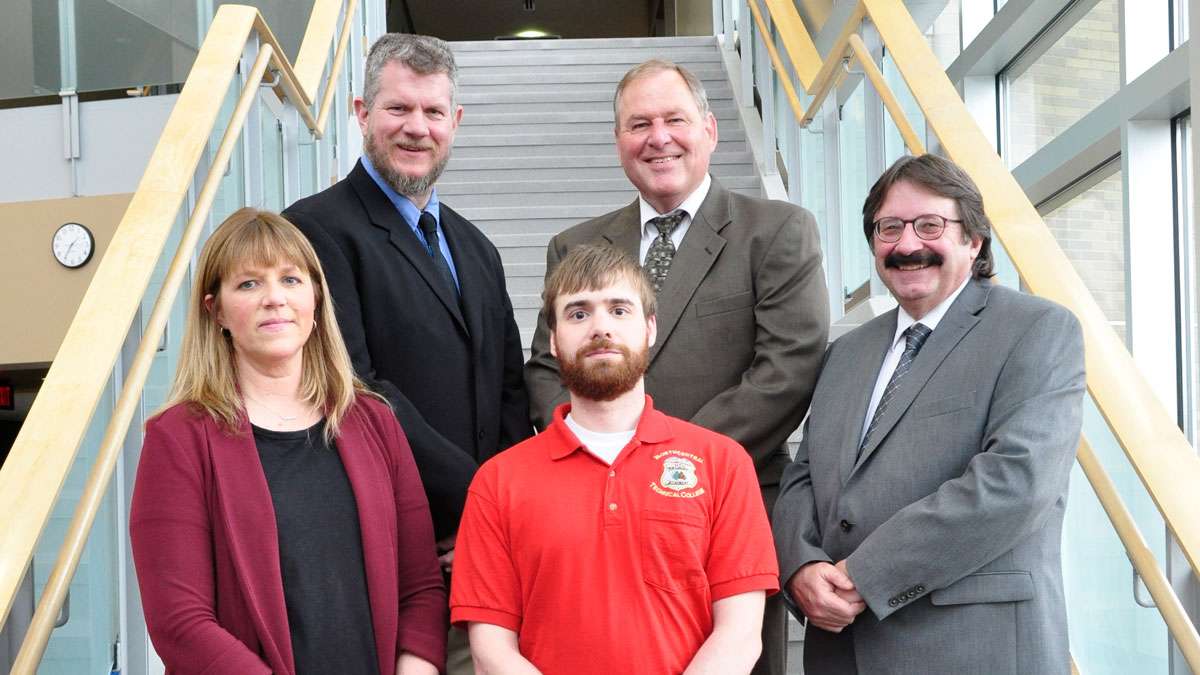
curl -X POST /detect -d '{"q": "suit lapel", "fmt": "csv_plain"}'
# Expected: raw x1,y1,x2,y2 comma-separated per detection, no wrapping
599,200,643,259
840,313,896,485
852,280,990,475
440,208,480,345
648,181,729,365
335,407,398,675
209,418,294,673
348,166,468,334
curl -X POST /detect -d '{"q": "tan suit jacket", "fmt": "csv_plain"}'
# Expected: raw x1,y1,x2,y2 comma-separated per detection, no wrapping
525,178,829,495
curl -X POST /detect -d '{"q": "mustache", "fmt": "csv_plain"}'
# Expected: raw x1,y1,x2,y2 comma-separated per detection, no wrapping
885,250,943,269
576,337,627,357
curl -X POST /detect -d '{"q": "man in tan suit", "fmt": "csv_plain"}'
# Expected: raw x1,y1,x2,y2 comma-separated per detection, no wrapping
525,59,829,675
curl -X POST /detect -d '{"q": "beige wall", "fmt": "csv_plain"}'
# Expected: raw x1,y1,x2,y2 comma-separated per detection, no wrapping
672,0,714,36
0,194,131,366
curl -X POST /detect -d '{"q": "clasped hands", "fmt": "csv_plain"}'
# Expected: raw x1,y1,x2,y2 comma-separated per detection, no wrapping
786,560,866,633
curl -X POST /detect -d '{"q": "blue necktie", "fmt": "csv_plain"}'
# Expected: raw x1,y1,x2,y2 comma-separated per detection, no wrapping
417,211,458,299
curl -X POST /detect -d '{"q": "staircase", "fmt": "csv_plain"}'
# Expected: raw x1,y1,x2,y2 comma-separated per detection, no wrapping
443,36,763,349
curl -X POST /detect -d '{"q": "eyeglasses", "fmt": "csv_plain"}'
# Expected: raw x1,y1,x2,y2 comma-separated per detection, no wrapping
872,214,962,243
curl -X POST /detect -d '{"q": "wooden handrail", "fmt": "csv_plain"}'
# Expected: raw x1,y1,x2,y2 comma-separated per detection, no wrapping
0,0,358,665
746,0,1200,667
10,39,278,675
845,34,925,155
1076,436,1200,671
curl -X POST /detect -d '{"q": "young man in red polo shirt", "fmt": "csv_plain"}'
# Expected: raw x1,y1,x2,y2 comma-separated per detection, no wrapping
450,245,779,674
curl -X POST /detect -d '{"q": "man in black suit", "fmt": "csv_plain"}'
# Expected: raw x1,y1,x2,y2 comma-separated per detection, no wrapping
283,36,530,665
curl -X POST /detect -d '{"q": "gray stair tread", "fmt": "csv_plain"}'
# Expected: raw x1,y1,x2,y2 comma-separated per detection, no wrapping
458,86,734,105
451,37,717,51
438,176,760,196
442,164,756,182
460,108,739,126
456,49,724,67
454,129,745,146
460,66,728,86
444,151,753,170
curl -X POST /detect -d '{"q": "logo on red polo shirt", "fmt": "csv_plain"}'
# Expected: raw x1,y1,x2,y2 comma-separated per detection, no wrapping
650,450,705,498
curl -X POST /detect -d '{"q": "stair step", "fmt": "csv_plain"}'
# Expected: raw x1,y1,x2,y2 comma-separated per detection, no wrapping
438,176,761,197
457,86,734,106
441,162,756,182
450,37,718,52
455,48,724,68
463,98,735,115
460,107,739,128
453,140,748,158
455,129,745,147
459,65,727,86
444,151,754,171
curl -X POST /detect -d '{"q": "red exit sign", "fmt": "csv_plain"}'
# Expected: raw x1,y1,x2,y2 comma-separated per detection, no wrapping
0,384,12,410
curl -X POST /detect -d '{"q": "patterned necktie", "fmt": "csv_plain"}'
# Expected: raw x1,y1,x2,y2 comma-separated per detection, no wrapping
644,210,686,293
860,322,932,453
417,211,459,299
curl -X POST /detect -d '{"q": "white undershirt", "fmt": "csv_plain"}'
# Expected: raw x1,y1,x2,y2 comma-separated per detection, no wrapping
565,413,636,465
637,174,712,263
859,276,971,445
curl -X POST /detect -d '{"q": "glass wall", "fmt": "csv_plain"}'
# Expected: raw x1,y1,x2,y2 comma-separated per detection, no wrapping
0,0,315,99
1040,166,1129,343
1002,0,1121,167
839,82,872,308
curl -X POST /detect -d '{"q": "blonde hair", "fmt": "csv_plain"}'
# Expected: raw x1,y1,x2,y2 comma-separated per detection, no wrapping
161,207,378,441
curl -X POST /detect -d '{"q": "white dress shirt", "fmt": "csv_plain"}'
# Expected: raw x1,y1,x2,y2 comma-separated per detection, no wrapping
859,276,972,445
636,174,712,264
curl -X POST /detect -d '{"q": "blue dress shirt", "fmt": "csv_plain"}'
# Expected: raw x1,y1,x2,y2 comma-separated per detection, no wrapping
361,155,460,290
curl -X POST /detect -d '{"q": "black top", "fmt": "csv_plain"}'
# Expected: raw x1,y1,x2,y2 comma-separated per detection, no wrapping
253,421,380,675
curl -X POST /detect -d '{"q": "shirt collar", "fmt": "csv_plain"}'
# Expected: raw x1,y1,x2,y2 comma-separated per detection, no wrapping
891,275,971,349
637,173,712,233
547,395,673,460
360,154,440,231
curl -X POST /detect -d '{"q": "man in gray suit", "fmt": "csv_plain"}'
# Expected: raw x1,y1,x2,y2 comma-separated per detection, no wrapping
525,59,829,675
773,153,1084,674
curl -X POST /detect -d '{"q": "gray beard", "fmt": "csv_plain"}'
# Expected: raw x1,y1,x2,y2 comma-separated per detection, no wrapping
364,133,450,200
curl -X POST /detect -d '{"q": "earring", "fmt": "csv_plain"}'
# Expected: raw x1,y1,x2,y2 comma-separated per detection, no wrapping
220,326,231,337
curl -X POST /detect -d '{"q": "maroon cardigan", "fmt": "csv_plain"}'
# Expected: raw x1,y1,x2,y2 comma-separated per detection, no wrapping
130,395,446,675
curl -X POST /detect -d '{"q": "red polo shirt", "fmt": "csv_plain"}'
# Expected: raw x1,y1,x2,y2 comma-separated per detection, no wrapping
450,396,778,675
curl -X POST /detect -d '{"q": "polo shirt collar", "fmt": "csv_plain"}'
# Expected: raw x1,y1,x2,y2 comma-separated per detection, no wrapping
547,395,673,460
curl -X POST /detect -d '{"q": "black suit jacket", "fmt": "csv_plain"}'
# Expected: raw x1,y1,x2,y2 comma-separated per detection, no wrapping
284,161,531,538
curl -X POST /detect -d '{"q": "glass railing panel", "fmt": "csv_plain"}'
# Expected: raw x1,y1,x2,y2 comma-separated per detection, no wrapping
838,81,872,306
801,111,828,250
1064,397,1170,673
881,52,926,166
1002,0,1120,167
74,0,200,93
261,101,286,212
1039,165,1129,344
218,0,318,62
0,1,62,99
32,371,120,675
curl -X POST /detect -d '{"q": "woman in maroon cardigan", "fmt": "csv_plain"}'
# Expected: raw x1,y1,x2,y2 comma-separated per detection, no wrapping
130,208,445,675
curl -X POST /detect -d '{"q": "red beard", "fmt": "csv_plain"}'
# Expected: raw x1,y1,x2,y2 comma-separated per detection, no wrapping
558,337,649,402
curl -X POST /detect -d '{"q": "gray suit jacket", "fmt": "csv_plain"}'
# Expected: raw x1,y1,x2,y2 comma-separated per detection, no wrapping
525,178,829,494
773,279,1084,674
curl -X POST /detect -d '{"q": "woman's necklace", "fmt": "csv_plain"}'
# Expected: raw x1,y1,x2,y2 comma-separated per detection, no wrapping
243,393,310,425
